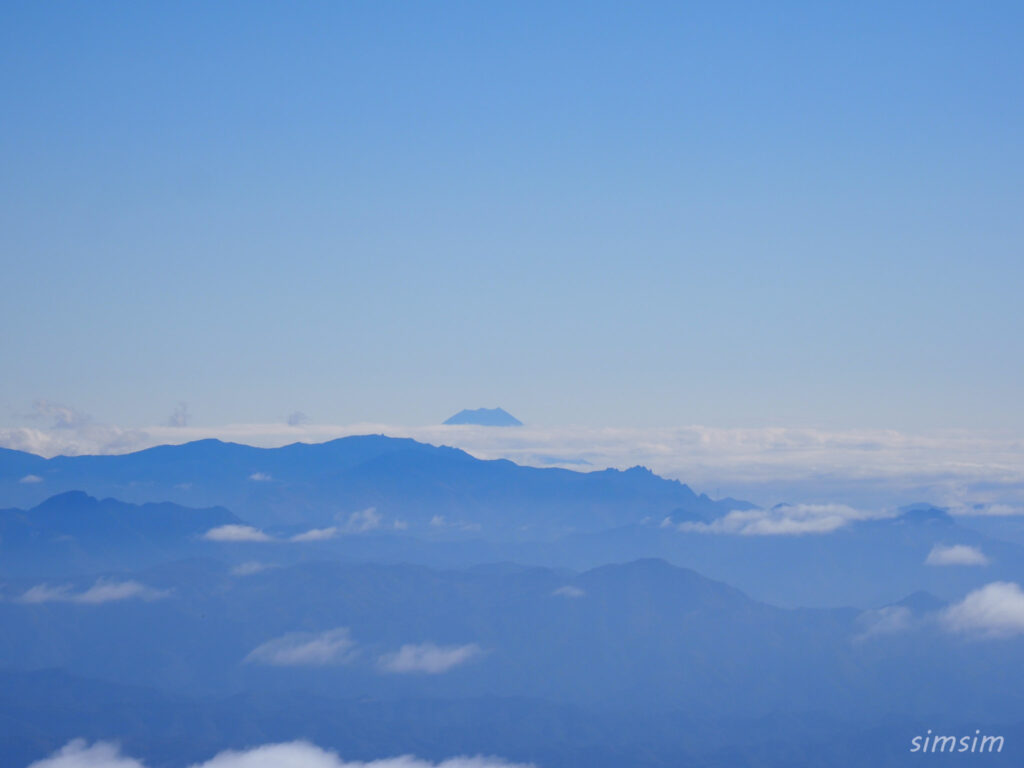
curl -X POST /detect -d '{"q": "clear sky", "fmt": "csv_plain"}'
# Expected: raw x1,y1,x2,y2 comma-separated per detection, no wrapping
2,1,1022,432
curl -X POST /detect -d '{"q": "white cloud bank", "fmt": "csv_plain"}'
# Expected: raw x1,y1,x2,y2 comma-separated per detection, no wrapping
378,643,482,674
27,740,533,768
6,418,1024,509
677,503,881,535
942,582,1024,637
18,579,169,605
245,628,358,667
926,544,990,566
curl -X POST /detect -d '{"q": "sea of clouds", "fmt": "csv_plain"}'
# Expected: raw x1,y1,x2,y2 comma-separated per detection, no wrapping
4,402,1024,509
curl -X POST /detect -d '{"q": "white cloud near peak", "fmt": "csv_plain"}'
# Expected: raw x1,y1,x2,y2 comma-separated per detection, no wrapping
926,544,989,566
19,473,43,483
378,643,482,674
27,740,533,768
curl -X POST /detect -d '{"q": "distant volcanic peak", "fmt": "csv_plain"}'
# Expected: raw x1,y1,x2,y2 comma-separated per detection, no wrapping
443,407,523,427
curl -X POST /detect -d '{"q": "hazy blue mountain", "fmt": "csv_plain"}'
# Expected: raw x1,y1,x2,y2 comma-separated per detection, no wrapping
5,435,1024,768
0,436,743,530
5,483,1016,608
497,505,1024,607
4,668,1020,768
443,407,523,426
0,492,240,577
4,558,1023,724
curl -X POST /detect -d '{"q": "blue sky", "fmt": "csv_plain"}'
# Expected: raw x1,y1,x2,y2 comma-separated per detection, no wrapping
2,1,1022,431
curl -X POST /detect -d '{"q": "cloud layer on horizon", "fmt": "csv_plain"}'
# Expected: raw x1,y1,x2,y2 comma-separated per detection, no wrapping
4,417,1024,509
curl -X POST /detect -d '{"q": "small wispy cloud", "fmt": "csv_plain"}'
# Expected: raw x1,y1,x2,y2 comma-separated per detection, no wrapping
287,411,309,427
248,472,272,482
942,582,1024,637
341,507,382,533
2,400,146,457
245,628,358,667
231,561,273,576
947,503,1024,517
30,399,91,430
854,605,914,641
678,503,878,536
27,740,534,768
203,524,273,542
291,527,338,543
378,643,482,674
552,585,585,598
427,514,481,532
19,474,43,484
18,579,169,605
167,401,190,428
926,544,989,567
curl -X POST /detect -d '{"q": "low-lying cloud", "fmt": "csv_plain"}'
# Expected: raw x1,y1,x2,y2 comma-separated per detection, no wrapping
18,579,169,605
340,507,382,534
290,527,338,542
245,628,358,667
552,585,586,598
206,516,385,544
378,643,482,674
231,561,273,576
27,739,533,768
203,525,272,542
926,544,989,566
854,605,914,641
676,503,879,535
942,582,1024,637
